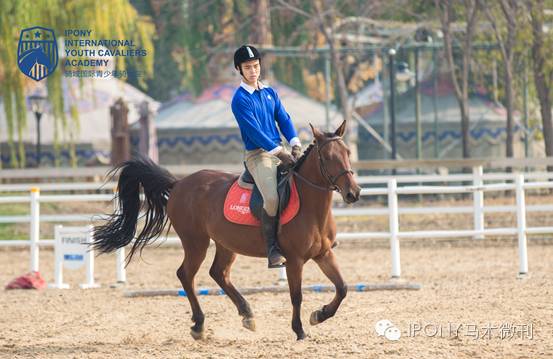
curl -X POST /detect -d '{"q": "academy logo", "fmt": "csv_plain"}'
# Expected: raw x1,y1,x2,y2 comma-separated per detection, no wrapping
17,26,58,81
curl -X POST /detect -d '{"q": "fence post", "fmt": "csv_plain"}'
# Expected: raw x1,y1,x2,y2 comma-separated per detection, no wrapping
52,225,69,288
116,248,126,283
515,174,528,276
278,267,287,285
113,189,127,284
82,225,100,288
388,179,401,278
473,166,485,240
29,187,40,272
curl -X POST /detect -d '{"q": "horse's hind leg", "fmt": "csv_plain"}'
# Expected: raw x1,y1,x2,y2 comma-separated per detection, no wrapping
310,249,347,326
209,243,256,331
176,234,210,340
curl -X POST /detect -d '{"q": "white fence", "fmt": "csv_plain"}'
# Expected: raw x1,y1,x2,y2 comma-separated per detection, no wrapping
1,166,553,281
0,188,127,283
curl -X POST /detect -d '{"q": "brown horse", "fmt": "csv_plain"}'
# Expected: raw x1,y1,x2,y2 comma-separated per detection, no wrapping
92,120,361,340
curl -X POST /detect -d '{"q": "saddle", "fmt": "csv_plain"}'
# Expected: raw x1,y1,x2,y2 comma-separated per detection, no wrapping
224,163,300,226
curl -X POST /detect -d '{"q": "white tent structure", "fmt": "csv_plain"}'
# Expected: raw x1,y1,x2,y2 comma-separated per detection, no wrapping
355,75,535,160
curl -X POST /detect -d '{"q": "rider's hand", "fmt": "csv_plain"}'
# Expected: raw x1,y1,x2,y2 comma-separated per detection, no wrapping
276,150,296,168
291,145,302,160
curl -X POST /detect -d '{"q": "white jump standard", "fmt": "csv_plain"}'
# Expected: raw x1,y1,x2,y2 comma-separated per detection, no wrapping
50,225,100,289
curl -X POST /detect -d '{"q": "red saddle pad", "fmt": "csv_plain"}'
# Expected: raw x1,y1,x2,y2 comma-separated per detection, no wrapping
223,178,300,226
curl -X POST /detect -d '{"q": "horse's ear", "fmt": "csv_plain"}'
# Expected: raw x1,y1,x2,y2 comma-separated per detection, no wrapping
309,123,324,142
335,120,347,137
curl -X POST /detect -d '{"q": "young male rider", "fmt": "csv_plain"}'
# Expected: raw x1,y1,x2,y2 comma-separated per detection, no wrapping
231,45,302,268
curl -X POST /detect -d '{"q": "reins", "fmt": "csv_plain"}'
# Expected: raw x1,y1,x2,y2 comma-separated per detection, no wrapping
288,137,353,193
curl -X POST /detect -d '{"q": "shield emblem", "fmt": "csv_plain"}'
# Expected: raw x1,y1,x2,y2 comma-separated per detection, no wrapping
17,26,58,81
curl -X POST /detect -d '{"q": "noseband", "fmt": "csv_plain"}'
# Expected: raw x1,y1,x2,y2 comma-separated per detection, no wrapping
293,137,354,192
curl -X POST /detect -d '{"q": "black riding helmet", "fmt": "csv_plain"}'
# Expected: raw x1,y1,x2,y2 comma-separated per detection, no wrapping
233,45,261,75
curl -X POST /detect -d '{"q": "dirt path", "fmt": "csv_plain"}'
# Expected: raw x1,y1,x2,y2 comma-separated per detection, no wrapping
1,239,551,358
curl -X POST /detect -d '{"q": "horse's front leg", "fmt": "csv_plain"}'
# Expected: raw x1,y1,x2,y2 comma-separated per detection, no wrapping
286,258,306,340
310,249,347,326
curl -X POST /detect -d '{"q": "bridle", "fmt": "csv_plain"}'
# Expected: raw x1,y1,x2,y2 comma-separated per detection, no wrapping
292,136,354,192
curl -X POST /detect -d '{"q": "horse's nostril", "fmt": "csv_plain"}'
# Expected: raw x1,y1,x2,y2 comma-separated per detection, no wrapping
346,192,356,202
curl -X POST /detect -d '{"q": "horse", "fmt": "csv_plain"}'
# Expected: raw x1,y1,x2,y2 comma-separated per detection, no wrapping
91,120,361,340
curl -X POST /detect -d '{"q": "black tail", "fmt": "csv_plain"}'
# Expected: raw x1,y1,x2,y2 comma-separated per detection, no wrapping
92,155,176,264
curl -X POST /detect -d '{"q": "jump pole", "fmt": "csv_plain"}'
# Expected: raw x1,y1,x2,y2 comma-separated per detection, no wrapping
124,282,422,298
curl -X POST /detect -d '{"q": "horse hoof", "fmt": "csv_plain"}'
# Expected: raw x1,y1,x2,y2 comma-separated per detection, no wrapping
296,332,306,340
190,328,205,340
309,310,322,326
242,317,256,332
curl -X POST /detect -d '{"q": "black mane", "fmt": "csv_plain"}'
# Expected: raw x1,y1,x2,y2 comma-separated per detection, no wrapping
293,131,335,171
293,142,315,171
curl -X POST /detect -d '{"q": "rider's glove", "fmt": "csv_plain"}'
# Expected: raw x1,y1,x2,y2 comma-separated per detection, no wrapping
291,145,302,160
276,150,296,168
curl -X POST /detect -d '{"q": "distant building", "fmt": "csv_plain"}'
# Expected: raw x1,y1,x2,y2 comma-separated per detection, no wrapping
356,75,539,160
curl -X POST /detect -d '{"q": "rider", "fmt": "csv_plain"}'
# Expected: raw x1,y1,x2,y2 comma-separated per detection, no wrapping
231,45,302,268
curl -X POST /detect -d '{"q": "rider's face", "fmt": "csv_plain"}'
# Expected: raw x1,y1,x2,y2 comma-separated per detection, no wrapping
240,59,260,85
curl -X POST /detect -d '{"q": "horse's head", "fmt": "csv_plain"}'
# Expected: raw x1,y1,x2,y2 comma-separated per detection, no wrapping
309,120,361,204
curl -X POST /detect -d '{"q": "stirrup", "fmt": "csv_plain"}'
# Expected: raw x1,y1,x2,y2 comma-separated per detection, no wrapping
268,253,286,268
268,261,286,269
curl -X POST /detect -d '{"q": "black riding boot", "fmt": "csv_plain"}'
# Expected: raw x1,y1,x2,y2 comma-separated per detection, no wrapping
261,210,286,268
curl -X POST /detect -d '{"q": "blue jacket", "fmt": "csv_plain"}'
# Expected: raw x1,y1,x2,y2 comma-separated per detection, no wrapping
231,81,300,154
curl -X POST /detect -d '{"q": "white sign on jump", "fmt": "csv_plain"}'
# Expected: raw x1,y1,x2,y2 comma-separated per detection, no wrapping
50,225,100,289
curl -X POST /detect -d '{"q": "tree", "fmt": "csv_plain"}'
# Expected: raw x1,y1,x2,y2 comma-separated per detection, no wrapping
131,0,188,102
250,0,274,80
314,2,353,128
481,0,521,159
525,0,553,167
274,0,376,150
435,0,480,158
180,0,255,94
